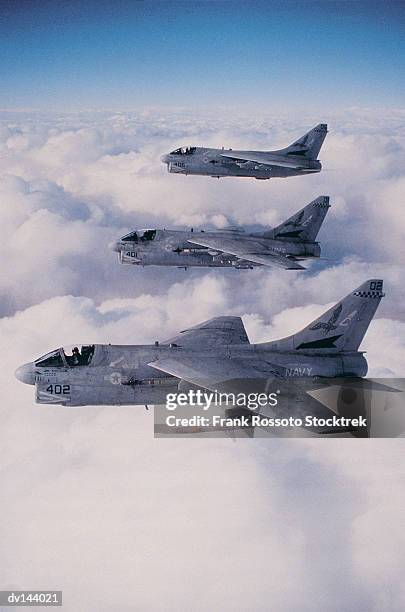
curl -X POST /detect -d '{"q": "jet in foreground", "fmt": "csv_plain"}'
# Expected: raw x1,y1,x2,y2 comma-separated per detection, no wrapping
111,196,330,270
16,280,384,421
161,124,328,179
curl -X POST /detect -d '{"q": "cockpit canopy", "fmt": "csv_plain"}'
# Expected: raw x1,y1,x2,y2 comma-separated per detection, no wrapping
121,229,157,243
170,146,196,156
35,345,95,368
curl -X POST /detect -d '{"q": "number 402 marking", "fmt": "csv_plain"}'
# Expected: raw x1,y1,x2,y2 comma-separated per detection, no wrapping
46,384,70,395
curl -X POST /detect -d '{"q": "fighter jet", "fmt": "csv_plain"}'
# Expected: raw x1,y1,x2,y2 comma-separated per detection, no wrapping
16,280,384,424
161,124,328,179
110,196,330,270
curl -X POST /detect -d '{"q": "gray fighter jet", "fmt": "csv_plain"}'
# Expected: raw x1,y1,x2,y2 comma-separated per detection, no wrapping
111,196,330,270
161,124,328,179
15,280,384,415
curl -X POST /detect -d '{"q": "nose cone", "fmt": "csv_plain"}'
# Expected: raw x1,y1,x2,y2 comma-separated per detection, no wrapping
108,241,120,253
15,362,35,385
160,154,169,164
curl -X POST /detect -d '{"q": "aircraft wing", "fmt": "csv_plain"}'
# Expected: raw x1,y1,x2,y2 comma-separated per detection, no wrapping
164,316,250,349
220,151,304,169
187,235,305,270
149,353,286,392
149,355,376,437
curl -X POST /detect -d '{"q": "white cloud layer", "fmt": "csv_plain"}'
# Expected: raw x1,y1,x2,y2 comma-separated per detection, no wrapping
1,109,405,610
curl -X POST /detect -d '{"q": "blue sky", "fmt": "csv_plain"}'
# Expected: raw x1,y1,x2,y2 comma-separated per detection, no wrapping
1,0,404,110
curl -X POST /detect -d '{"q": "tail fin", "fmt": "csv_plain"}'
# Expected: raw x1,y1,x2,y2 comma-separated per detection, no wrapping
267,280,384,353
281,123,328,160
269,196,330,242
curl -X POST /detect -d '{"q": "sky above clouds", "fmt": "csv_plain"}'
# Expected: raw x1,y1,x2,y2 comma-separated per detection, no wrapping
1,1,405,111
1,1,405,610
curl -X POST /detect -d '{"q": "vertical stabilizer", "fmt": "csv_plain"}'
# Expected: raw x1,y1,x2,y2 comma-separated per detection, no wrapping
264,279,384,353
270,196,330,241
281,124,328,159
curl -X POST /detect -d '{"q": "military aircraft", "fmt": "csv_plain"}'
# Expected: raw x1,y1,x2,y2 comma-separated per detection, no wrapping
161,123,328,179
15,280,385,426
110,196,330,270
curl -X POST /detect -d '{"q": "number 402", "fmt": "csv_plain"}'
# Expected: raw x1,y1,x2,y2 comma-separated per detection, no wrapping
46,384,70,395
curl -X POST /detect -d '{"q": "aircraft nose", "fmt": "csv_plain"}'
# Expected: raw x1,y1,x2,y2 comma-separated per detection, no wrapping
15,362,35,385
160,154,169,163
108,241,120,253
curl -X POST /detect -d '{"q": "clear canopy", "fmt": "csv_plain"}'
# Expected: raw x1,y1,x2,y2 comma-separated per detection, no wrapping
170,146,196,155
121,229,156,243
35,345,95,368
35,350,64,368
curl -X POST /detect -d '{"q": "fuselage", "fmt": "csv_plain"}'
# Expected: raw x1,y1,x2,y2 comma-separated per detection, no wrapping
111,228,321,268
15,342,367,406
160,147,321,179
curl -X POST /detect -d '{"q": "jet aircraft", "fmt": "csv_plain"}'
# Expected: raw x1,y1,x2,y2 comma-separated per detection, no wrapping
161,124,328,179
111,196,330,270
16,279,385,430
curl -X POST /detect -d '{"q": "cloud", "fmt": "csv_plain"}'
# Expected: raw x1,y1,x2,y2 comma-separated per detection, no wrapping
1,109,405,317
2,290,405,611
1,109,405,610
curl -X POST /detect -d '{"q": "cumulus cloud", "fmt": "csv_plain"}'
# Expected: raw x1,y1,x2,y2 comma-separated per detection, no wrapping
1,109,405,610
1,109,405,316
2,286,405,611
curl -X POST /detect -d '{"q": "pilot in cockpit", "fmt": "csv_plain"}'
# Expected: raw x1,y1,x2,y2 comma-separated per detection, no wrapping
65,345,96,367
72,347,80,365
170,146,196,156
